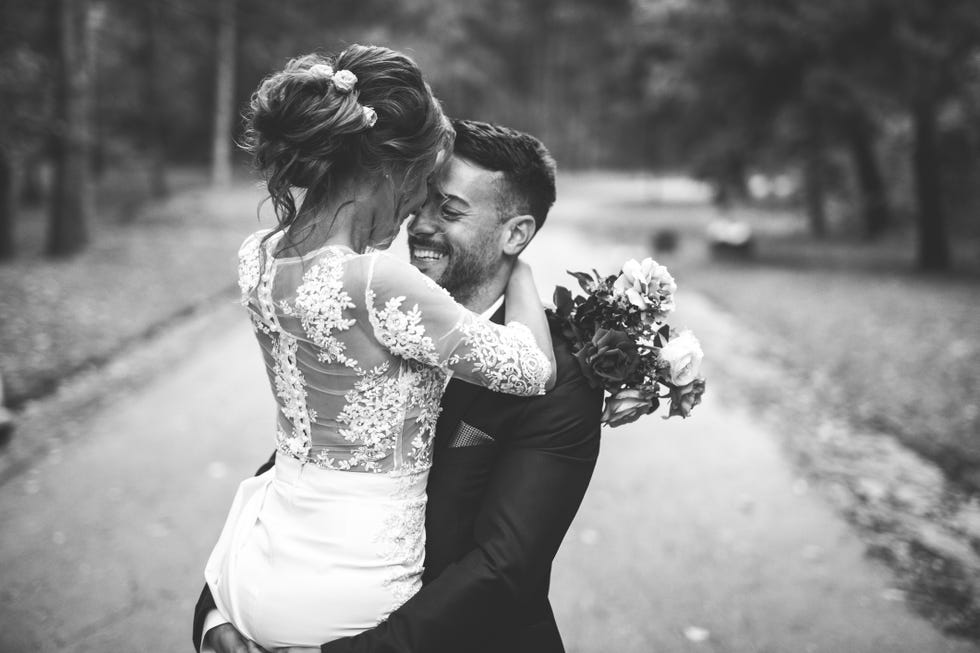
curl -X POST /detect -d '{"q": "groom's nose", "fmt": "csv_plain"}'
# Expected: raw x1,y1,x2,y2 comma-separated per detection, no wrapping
407,208,441,237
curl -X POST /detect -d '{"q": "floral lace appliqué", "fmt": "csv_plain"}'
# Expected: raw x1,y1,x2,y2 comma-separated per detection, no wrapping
238,235,263,305
335,364,410,472
406,363,445,470
374,473,427,614
294,256,358,367
368,290,439,366
459,318,550,395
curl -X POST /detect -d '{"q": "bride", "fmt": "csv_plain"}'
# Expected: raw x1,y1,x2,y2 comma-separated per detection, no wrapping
203,45,556,650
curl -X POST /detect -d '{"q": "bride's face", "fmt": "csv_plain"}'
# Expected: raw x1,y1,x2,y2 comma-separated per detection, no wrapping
365,172,428,249
370,149,445,248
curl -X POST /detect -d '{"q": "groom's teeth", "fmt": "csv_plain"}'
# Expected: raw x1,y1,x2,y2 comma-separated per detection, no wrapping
412,248,445,261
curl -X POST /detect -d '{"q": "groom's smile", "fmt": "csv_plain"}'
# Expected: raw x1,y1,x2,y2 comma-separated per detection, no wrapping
407,156,506,307
408,237,449,267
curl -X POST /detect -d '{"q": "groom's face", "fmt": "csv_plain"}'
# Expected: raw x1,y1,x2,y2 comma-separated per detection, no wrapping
407,156,506,302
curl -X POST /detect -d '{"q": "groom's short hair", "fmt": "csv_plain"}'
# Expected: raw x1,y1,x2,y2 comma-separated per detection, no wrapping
450,119,556,229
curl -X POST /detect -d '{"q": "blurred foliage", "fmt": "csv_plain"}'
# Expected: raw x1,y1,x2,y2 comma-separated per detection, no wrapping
0,0,979,266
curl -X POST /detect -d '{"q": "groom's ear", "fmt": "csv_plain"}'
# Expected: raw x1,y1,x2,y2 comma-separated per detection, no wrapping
500,214,537,255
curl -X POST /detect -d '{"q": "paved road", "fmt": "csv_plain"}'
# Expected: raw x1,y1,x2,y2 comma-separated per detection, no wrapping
0,224,977,652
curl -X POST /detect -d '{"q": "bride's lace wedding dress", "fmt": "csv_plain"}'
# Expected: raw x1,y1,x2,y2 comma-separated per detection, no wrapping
204,230,551,648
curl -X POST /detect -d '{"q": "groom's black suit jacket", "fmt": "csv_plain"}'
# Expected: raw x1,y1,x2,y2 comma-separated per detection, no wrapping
193,311,603,653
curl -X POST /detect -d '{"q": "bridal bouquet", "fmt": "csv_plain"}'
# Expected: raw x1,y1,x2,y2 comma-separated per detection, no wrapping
549,258,706,426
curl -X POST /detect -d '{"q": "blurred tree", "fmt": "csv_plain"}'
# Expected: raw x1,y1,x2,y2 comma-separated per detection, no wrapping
820,0,980,268
0,146,11,259
633,0,812,211
140,0,168,197
2,0,973,267
793,7,895,241
890,0,980,270
635,0,980,262
843,108,890,239
211,0,236,186
0,0,52,259
48,0,93,257
378,0,634,167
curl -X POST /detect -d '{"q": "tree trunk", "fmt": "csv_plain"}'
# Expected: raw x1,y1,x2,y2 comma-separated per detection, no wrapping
845,115,890,240
211,0,236,187
20,156,46,206
912,96,950,271
0,147,16,260
87,1,105,179
143,0,167,198
48,0,91,258
803,111,828,239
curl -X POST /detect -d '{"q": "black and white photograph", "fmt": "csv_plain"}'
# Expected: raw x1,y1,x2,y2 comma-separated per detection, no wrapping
0,0,979,651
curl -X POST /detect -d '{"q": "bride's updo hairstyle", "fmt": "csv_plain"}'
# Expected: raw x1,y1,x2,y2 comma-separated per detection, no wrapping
244,45,452,239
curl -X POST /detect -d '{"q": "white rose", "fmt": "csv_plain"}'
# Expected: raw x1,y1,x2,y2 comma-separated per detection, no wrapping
659,330,703,386
613,257,677,314
613,259,648,308
332,69,358,93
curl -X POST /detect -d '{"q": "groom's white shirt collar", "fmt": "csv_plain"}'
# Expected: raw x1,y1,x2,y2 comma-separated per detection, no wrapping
481,294,504,321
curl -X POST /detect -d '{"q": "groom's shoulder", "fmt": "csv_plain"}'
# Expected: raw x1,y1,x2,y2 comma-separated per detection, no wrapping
543,315,603,407
484,315,603,450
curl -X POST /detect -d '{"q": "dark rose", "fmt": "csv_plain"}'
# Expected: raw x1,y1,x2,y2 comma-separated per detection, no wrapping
601,387,660,427
666,378,706,419
574,328,639,388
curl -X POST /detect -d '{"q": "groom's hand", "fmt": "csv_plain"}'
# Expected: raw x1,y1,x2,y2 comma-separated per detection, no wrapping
204,623,269,653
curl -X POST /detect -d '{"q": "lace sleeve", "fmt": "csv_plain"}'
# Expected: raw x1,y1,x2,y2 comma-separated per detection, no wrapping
237,230,272,306
363,254,551,396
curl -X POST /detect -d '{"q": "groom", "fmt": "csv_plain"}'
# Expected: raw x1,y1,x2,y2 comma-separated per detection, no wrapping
194,120,604,653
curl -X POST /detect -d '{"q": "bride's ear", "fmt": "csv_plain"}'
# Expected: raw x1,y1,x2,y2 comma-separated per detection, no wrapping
501,214,537,255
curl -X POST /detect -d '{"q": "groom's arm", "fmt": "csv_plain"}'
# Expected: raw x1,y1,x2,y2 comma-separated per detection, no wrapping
320,370,603,653
192,452,278,652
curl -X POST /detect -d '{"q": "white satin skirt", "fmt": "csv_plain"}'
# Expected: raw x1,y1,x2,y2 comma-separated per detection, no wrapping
204,455,428,649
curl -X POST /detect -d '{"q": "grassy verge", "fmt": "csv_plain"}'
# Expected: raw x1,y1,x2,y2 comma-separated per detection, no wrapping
683,259,980,481
0,168,269,407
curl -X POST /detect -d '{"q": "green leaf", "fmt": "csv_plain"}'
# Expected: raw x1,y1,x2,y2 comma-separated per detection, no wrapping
553,285,574,317
567,270,595,292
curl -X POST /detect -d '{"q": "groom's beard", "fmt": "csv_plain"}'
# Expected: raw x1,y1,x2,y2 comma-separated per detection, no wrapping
409,234,498,305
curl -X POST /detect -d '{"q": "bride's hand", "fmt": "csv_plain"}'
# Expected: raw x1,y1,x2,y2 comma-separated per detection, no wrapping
204,623,270,653
507,258,534,286
504,258,557,391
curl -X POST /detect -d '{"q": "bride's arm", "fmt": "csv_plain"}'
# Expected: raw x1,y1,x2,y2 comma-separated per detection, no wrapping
363,254,555,395
503,259,557,390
